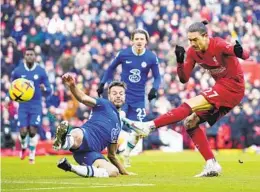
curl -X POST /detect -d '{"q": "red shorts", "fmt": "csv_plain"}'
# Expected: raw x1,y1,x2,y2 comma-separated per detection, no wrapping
197,77,244,125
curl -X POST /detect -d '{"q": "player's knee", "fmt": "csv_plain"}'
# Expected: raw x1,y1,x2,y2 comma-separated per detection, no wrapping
70,128,83,147
108,167,120,177
20,127,28,138
184,113,200,129
28,126,37,137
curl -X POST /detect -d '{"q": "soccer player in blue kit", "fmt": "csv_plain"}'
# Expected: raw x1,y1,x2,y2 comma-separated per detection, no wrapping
11,48,51,164
97,29,161,166
53,73,134,177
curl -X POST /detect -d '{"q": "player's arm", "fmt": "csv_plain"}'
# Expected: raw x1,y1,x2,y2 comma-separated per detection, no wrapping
176,46,196,83
97,52,122,96
101,52,122,84
62,73,96,107
217,38,250,60
40,69,52,96
11,68,19,81
107,143,129,175
151,55,161,90
148,55,161,101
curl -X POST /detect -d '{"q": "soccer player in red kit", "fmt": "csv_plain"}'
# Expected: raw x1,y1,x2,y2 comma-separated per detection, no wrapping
123,21,250,177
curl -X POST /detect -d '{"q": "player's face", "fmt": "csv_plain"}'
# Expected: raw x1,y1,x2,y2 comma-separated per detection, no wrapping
24,50,36,64
108,86,126,109
132,33,147,52
187,32,208,52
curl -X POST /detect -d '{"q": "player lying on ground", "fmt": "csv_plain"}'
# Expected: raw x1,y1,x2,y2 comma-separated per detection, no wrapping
122,20,250,177
11,48,51,164
53,73,135,177
97,28,161,167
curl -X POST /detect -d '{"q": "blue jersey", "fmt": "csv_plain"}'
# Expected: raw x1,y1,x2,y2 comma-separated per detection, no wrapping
101,47,161,106
81,98,121,152
11,62,52,107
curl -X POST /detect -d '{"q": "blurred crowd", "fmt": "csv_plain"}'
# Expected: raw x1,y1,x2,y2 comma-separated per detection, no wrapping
1,0,260,149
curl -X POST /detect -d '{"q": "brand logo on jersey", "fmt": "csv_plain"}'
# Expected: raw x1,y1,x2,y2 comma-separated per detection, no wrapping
208,66,226,75
141,61,147,68
21,75,26,78
212,56,220,66
126,60,132,64
129,69,141,83
111,123,121,143
34,74,39,80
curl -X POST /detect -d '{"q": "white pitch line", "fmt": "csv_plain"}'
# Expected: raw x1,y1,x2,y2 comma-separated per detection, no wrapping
2,184,155,191
2,180,154,186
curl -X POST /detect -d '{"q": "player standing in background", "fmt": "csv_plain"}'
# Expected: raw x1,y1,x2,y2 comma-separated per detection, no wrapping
124,21,250,177
11,48,52,164
53,75,134,177
97,29,161,167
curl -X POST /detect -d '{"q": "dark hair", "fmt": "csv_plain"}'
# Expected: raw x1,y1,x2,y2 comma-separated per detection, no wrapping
108,81,127,92
25,48,35,53
131,28,149,41
188,20,208,35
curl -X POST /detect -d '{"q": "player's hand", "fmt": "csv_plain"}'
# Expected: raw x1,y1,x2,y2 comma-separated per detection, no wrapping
62,73,76,87
125,171,137,176
40,84,46,91
97,83,105,97
175,45,185,63
148,88,157,101
234,40,243,58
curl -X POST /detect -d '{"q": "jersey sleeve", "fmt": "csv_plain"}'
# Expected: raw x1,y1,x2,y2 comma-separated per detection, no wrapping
41,68,52,97
101,51,122,84
216,38,250,60
11,68,19,81
151,54,161,90
177,48,196,83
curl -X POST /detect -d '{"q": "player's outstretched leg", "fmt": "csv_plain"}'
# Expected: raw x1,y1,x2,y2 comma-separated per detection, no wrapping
53,121,69,150
57,157,109,178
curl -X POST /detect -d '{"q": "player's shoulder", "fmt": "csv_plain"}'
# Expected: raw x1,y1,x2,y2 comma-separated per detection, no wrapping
145,49,157,57
95,98,111,107
211,37,226,44
120,47,132,55
36,63,47,71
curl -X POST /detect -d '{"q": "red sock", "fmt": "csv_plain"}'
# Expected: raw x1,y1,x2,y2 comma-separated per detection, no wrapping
187,127,214,161
154,103,192,128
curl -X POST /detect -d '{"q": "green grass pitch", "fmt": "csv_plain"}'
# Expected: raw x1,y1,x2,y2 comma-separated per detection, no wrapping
2,150,260,192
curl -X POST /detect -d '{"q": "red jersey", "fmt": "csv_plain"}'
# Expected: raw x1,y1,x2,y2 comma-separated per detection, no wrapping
177,37,250,83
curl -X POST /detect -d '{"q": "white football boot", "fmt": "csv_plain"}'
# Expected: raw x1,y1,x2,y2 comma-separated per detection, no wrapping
121,117,153,137
194,159,222,177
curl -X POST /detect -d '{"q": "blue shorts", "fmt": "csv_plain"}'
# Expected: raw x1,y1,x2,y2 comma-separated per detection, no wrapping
70,128,106,166
73,151,106,166
122,103,147,132
17,107,42,128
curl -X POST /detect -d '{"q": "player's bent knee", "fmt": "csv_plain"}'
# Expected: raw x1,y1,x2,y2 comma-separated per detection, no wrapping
108,167,120,177
184,113,200,129
70,128,83,147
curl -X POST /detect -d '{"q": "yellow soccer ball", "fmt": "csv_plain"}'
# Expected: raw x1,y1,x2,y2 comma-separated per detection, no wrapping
9,78,35,102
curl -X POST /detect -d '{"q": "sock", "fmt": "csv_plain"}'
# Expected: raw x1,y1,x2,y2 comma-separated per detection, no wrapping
29,135,38,160
71,164,109,178
154,103,192,128
19,134,28,150
124,132,139,157
187,127,214,161
62,135,75,150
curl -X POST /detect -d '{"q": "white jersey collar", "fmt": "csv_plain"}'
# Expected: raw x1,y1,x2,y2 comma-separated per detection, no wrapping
24,62,37,71
131,46,146,56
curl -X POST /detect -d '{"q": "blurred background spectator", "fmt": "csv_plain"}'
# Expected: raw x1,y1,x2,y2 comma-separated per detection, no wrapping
1,0,260,151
